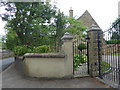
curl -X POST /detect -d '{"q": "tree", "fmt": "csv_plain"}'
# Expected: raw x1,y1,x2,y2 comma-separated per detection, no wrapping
5,25,21,50
54,10,67,46
0,2,86,51
65,17,87,39
107,18,120,44
111,18,120,39
0,2,60,50
0,35,2,47
111,32,120,40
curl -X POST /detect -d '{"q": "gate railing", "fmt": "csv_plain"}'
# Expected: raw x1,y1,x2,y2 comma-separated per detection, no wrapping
73,37,89,76
98,18,120,87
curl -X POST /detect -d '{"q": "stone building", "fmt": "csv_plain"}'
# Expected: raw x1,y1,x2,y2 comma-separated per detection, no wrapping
69,9,100,28
77,10,100,28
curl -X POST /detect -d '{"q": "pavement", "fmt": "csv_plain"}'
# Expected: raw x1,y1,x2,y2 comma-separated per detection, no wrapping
1,63,112,88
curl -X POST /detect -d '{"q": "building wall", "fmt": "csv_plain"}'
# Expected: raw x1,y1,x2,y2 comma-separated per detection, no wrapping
77,10,99,28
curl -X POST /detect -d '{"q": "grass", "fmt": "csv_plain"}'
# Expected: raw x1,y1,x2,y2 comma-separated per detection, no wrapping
101,61,110,72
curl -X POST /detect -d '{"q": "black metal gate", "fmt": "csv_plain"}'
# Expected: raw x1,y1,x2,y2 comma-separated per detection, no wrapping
73,38,89,77
98,18,120,87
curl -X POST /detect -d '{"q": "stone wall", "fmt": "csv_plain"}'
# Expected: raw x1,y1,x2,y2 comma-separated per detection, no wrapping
23,53,67,78
15,33,74,78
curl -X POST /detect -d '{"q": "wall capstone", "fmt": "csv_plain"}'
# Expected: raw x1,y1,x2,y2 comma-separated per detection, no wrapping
61,32,73,40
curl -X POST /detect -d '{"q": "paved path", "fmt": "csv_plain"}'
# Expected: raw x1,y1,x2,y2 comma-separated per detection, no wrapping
74,63,89,77
1,64,111,88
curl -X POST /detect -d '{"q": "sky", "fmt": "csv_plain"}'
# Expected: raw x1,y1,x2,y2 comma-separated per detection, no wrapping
0,0,120,35
57,0,120,29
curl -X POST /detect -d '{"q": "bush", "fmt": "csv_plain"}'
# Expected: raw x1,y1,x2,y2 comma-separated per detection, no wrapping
74,54,87,71
106,39,120,44
77,43,87,51
33,45,50,53
13,45,51,56
13,45,30,56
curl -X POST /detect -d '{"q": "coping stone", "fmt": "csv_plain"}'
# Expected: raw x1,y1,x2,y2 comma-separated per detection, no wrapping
24,53,65,58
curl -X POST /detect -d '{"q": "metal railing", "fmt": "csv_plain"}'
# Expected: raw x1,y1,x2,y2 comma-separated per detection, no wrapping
98,18,120,87
73,38,89,76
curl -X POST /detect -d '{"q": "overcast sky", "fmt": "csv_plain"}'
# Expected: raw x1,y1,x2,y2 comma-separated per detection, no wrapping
57,0,120,29
0,0,120,35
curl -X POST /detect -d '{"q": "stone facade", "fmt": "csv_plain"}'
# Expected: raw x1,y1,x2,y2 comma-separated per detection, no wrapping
77,10,99,28
69,9,99,28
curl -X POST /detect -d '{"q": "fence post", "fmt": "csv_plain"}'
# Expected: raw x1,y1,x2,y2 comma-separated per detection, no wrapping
87,25,103,77
61,32,74,77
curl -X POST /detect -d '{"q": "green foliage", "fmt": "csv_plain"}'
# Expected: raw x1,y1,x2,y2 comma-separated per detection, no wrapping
0,36,2,47
13,45,29,56
0,41,1,47
66,17,87,38
77,43,87,51
74,54,87,71
4,2,56,47
110,18,120,40
112,18,120,26
53,10,67,46
1,2,87,51
0,35,6,48
101,61,110,72
13,45,51,56
1,2,67,50
33,45,50,53
106,39,120,44
110,32,120,40
5,29,21,50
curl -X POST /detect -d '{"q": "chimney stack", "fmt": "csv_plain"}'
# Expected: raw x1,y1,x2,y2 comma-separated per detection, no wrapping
69,7,73,17
118,1,120,17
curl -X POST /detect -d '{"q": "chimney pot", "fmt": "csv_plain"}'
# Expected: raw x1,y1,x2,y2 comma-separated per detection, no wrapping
69,7,73,17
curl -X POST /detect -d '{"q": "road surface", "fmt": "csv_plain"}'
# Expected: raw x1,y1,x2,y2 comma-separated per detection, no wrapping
0,57,15,73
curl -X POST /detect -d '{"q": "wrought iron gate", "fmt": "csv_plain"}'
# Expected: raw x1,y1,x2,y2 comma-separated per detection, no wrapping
73,38,89,77
98,18,120,87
